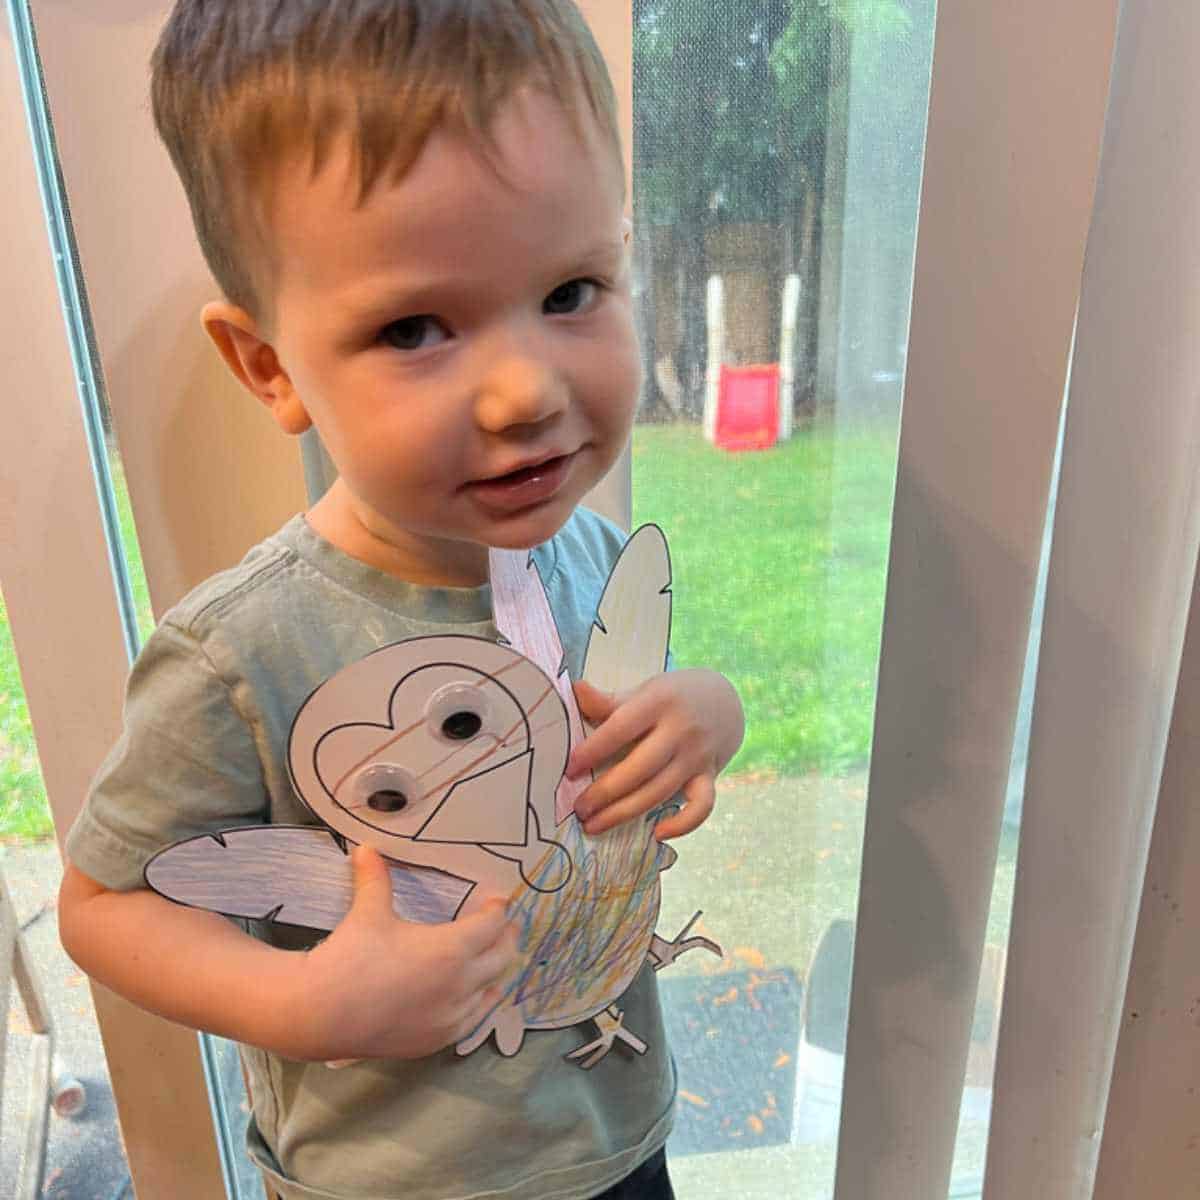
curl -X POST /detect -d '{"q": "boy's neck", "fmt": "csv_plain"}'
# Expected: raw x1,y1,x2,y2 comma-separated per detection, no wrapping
305,482,492,588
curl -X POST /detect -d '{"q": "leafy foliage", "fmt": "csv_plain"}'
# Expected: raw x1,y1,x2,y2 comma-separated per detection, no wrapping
0,591,53,841
632,0,927,419
634,0,918,226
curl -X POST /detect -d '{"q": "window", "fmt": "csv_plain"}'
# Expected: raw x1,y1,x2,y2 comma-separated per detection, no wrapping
6,2,1137,1196
627,3,937,1193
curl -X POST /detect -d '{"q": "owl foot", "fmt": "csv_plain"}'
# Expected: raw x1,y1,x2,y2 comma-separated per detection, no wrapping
565,1007,648,1070
648,911,722,971
456,1005,527,1058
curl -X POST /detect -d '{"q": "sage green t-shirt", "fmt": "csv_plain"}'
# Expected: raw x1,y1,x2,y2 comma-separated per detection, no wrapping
66,508,675,1200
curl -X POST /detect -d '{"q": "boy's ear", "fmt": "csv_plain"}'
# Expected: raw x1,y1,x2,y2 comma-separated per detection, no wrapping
201,301,312,436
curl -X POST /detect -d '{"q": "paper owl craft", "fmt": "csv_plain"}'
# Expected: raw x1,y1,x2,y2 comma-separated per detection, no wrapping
146,524,719,1067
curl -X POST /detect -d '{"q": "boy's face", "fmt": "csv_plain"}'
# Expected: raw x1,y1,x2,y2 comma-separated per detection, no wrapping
244,88,639,585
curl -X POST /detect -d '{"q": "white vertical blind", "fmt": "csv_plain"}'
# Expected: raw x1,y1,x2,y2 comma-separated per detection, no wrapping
833,2,1118,1197
1093,560,1200,1199
984,3,1200,1196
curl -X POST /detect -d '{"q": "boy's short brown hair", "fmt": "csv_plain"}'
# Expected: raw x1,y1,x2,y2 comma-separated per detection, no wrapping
151,0,621,320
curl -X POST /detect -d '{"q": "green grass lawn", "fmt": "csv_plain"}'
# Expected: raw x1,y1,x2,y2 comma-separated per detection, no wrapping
633,421,898,777
1,422,899,842
0,591,50,842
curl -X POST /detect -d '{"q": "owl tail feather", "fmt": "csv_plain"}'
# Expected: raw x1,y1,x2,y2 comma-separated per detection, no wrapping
489,547,588,825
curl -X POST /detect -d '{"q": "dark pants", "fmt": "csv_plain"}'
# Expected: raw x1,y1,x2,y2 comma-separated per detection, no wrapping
273,1150,673,1200
590,1149,674,1200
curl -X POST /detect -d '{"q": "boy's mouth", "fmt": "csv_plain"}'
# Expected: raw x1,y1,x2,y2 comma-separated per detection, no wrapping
468,452,576,513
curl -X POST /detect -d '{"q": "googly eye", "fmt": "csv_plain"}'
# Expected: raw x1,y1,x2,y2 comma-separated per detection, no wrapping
367,788,408,813
346,763,421,817
424,682,491,744
441,710,483,740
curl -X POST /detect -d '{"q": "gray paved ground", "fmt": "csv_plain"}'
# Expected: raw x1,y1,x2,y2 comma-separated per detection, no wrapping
2,841,130,1200
2,773,872,1199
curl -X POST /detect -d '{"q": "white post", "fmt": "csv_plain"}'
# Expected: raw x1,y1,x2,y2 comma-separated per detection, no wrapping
703,274,724,443
779,273,801,441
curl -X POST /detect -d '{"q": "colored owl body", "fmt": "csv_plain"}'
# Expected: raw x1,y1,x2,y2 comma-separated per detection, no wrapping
495,812,675,1033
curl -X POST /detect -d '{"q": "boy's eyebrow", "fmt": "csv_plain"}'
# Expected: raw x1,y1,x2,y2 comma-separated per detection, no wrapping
564,238,626,267
540,238,628,281
338,239,627,319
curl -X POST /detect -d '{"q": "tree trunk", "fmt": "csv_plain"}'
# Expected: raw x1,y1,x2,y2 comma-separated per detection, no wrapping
669,28,711,422
796,180,822,420
632,216,670,422
674,224,709,420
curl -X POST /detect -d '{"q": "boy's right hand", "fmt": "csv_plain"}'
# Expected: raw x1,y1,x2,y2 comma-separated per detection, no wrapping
295,845,517,1062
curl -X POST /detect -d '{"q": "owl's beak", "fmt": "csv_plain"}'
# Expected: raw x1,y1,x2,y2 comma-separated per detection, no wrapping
414,749,534,846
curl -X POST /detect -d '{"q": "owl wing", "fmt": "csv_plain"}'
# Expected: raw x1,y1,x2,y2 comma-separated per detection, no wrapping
144,825,472,931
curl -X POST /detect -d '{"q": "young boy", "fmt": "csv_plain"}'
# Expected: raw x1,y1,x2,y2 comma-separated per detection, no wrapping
58,3,743,1198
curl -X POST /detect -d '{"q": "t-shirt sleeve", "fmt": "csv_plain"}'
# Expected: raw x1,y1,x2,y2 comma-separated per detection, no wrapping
65,619,269,892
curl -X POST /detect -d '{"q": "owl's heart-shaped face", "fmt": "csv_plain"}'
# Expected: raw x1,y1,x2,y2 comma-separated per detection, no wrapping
287,636,570,863
315,662,532,844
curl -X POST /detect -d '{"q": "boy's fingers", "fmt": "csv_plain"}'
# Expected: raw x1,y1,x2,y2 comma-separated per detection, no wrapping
451,898,513,955
348,844,396,919
654,775,716,841
571,679,618,723
575,734,673,818
463,927,519,992
582,762,692,835
567,697,651,777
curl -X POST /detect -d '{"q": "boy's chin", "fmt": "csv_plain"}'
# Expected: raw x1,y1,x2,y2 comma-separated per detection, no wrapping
481,515,570,552
472,490,586,552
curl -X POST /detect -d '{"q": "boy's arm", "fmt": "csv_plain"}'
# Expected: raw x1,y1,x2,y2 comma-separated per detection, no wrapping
567,667,744,839
59,847,516,1062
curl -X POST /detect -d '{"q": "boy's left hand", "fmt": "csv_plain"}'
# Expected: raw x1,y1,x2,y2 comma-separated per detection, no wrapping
567,668,744,841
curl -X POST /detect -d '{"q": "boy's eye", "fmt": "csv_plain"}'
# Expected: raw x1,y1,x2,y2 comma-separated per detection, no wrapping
380,315,450,352
544,279,599,316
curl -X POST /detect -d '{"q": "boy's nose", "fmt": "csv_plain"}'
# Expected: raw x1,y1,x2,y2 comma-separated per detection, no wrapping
474,354,568,434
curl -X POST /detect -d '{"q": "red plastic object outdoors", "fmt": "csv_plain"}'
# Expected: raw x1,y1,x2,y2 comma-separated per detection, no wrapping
714,364,781,452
